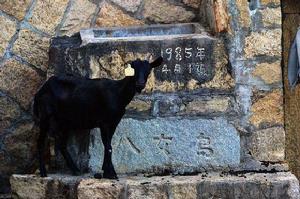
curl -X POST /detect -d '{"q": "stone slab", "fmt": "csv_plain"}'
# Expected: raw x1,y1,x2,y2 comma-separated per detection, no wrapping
10,172,300,199
89,117,240,174
50,23,219,86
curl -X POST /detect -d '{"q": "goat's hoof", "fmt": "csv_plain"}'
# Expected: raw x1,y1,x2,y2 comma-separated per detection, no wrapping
103,173,118,180
94,173,102,179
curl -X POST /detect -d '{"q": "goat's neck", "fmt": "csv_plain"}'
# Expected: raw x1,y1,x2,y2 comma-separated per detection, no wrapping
118,76,136,108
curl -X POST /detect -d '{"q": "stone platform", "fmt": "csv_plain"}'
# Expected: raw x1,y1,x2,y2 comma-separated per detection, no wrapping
10,172,300,199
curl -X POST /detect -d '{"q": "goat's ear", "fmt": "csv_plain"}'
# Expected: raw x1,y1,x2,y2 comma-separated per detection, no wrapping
150,56,163,68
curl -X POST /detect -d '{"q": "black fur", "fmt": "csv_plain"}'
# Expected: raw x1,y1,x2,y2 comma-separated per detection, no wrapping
33,57,163,179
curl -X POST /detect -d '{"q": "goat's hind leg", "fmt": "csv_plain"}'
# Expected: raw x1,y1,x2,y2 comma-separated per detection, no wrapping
38,122,48,177
55,132,80,175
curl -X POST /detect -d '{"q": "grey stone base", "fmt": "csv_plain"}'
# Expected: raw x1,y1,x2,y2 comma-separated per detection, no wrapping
10,172,300,199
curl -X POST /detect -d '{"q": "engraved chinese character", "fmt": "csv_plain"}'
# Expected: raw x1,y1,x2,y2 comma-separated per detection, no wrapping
185,48,193,58
196,47,205,60
197,133,213,157
153,134,173,156
174,64,181,73
196,63,206,75
175,47,182,61
162,64,170,74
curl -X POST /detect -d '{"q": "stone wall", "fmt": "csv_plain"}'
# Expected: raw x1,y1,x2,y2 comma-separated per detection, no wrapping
0,0,287,194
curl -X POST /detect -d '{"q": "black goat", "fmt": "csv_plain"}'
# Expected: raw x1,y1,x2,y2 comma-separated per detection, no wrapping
33,57,163,179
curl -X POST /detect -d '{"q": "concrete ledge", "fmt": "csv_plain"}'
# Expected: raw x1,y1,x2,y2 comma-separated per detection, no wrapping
10,172,300,199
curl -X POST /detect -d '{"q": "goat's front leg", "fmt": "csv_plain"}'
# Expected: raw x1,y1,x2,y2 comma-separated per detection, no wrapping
97,125,118,179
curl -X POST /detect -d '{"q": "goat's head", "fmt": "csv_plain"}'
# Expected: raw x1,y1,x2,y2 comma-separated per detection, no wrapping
129,56,163,93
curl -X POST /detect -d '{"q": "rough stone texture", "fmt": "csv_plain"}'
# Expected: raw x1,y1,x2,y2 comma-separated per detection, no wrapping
236,0,251,28
282,11,300,179
245,29,282,58
0,95,21,132
11,172,300,199
143,0,195,23
0,0,31,20
89,118,240,174
127,178,168,199
111,0,142,13
252,61,282,84
250,127,285,162
126,99,152,115
28,0,68,34
261,7,282,27
201,42,234,89
214,0,230,33
0,59,44,109
60,0,97,36
250,90,284,128
260,0,281,6
282,0,300,14
183,0,201,8
1,122,39,194
0,15,17,57
184,97,230,114
96,3,144,27
78,179,125,199
2,122,38,172
10,174,82,199
13,29,50,71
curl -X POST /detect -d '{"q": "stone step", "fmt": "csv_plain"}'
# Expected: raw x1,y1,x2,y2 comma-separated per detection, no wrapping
10,172,300,199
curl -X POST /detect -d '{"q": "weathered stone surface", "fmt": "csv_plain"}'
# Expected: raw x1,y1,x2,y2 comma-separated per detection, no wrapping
127,178,168,199
245,29,282,58
201,42,234,89
0,59,44,109
0,95,21,132
51,23,219,92
0,15,16,57
282,0,300,14
236,0,251,28
28,0,68,34
13,29,50,71
3,122,38,172
89,118,240,174
250,127,285,162
214,0,230,33
250,89,284,128
126,99,152,116
252,61,282,84
283,13,300,180
11,173,300,199
184,97,230,114
260,0,281,6
183,0,201,8
60,0,97,36
143,0,195,23
261,7,281,27
10,174,82,199
78,179,125,199
0,0,31,20
96,3,143,27
111,0,142,13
